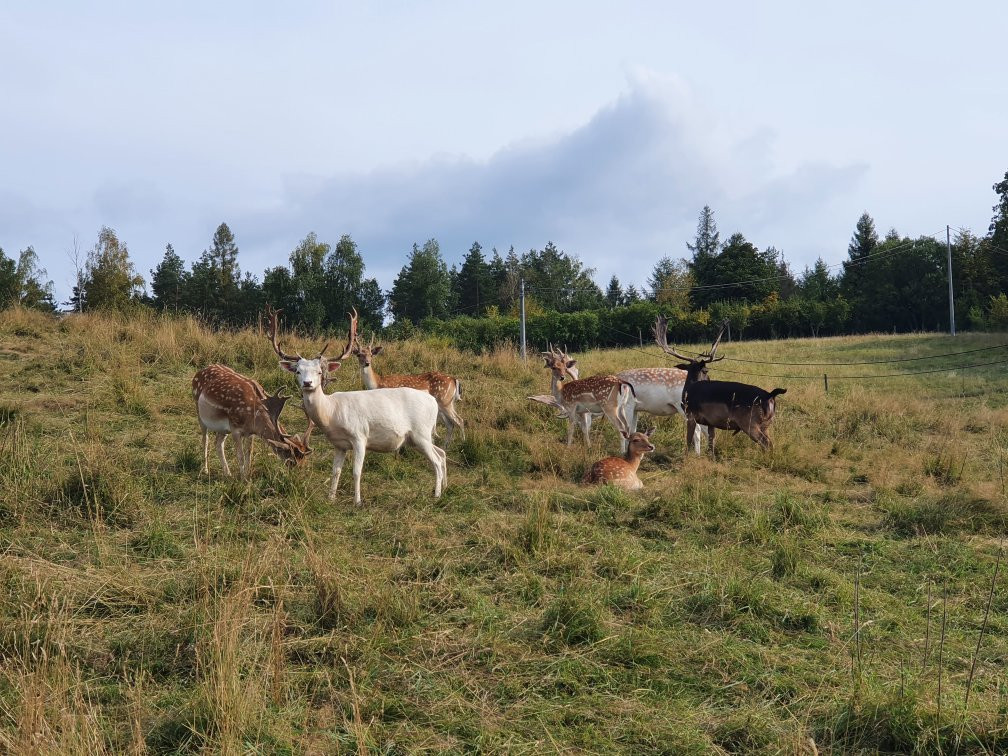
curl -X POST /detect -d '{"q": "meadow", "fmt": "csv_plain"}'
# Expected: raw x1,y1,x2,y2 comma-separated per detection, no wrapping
1,306,1008,754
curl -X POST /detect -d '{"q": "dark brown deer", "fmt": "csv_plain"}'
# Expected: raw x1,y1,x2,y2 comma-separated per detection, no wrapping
654,316,786,453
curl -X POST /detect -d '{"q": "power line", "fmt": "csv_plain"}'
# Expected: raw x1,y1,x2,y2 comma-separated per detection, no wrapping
706,356,1008,381
702,342,1008,366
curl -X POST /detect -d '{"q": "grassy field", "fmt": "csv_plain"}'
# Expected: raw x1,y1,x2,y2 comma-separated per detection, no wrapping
2,306,1008,754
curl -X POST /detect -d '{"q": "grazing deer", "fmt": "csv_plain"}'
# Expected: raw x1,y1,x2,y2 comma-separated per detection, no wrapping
266,306,447,504
583,429,656,490
654,315,786,453
351,333,465,444
192,364,314,478
528,345,635,446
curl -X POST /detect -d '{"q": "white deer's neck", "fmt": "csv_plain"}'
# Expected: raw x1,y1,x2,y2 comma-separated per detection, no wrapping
301,386,336,427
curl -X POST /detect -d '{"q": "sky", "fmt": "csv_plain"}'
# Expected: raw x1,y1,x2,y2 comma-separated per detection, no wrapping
2,1,1006,305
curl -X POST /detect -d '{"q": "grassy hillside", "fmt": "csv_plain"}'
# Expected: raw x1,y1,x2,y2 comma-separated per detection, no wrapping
1,306,1008,753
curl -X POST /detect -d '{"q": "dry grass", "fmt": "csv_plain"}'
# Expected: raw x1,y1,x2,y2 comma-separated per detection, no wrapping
1,306,1008,752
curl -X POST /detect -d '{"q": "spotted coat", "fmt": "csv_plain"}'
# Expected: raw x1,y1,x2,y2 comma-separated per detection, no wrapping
192,364,311,476
583,431,656,490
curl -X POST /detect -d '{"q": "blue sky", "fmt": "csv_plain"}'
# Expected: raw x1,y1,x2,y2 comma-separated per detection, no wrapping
2,1,1006,304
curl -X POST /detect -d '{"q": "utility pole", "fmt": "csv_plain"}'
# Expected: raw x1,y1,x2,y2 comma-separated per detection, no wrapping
519,277,527,361
947,225,956,336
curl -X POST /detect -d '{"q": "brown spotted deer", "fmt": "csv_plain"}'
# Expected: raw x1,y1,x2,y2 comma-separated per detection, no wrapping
267,307,447,505
528,345,635,446
192,364,315,478
654,315,786,453
531,344,708,454
351,333,465,444
583,429,655,490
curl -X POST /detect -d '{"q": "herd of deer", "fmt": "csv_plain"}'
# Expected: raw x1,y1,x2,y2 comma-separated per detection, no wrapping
192,308,786,502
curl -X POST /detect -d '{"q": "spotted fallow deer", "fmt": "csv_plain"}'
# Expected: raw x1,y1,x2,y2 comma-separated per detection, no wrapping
267,306,447,505
654,315,786,453
528,345,635,446
583,429,656,490
192,364,314,478
352,334,465,444
544,343,710,455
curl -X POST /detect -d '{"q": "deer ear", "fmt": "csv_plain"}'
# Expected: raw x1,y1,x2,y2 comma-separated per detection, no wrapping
264,438,288,451
676,363,690,371
372,346,383,355
280,360,298,373
325,359,343,372
621,431,630,439
566,359,577,368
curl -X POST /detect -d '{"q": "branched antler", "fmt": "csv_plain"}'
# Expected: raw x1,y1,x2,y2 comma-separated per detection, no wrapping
264,304,301,362
653,315,696,361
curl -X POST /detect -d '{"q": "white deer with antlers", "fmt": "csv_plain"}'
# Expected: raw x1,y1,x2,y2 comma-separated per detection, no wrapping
352,333,465,444
266,306,447,504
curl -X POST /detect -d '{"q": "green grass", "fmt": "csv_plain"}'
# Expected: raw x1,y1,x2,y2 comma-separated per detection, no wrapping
2,306,1008,752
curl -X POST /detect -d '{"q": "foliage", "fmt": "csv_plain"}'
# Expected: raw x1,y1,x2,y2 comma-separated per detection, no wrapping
389,239,455,324
0,246,55,311
80,226,145,312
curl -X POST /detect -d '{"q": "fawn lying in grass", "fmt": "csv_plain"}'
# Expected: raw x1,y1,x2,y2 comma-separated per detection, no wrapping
583,429,655,490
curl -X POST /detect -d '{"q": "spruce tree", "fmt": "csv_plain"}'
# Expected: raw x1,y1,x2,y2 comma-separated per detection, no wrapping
453,241,493,316
150,244,187,311
389,239,454,324
841,212,878,299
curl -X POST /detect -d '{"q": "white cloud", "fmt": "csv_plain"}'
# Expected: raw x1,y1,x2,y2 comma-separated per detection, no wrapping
233,73,867,287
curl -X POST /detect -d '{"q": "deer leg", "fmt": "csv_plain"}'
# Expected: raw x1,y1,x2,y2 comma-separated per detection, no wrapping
329,450,347,501
694,424,706,455
201,428,210,475
686,418,697,456
413,435,445,498
580,411,593,446
351,443,367,506
622,402,637,454
233,432,251,478
216,433,231,477
565,415,577,446
601,404,625,443
439,409,455,446
707,426,716,455
447,404,465,442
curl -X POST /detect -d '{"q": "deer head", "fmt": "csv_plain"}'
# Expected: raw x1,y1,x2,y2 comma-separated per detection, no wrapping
265,418,316,467
352,332,384,368
539,343,579,381
621,427,656,455
267,304,357,393
653,316,727,384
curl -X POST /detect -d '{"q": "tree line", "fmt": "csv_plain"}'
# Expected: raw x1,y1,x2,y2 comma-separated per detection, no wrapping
5,170,1008,348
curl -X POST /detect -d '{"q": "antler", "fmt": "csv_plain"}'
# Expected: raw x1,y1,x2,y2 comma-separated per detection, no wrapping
264,304,302,362
337,307,358,362
706,318,729,361
653,315,696,362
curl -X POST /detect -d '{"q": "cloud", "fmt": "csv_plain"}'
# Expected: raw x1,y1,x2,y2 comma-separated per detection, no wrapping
235,72,867,286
